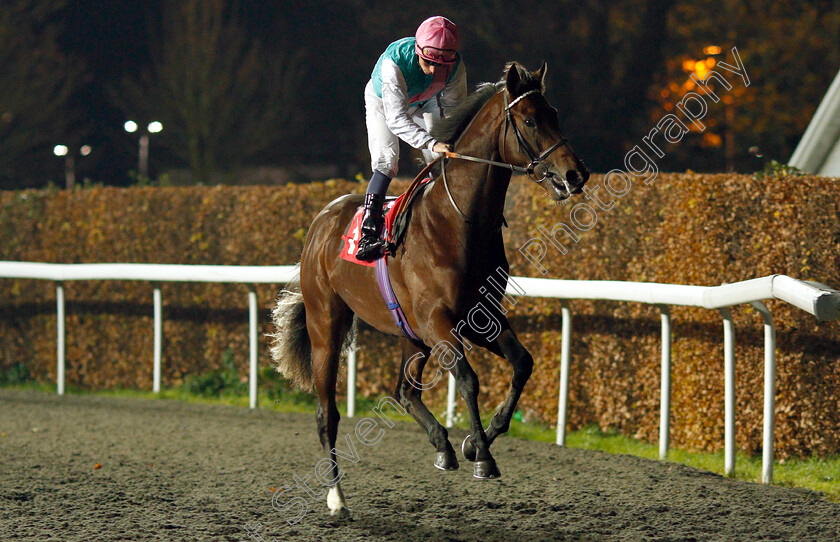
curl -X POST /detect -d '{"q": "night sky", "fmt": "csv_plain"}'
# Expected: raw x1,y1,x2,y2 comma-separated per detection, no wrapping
13,1,839,185
50,1,378,183
61,2,147,180
49,1,577,184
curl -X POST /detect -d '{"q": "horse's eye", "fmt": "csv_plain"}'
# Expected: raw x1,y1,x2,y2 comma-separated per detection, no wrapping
524,118,537,128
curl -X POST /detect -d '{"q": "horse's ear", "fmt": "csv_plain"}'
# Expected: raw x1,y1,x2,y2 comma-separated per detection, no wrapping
536,61,547,91
505,62,524,96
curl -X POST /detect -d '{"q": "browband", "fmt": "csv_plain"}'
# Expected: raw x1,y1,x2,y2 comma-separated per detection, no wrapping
505,89,541,110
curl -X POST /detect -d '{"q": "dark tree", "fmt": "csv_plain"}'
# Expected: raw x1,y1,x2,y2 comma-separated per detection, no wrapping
0,1,85,188
116,0,306,183
652,0,840,171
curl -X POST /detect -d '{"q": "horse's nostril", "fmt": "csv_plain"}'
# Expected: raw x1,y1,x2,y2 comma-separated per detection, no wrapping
566,169,579,184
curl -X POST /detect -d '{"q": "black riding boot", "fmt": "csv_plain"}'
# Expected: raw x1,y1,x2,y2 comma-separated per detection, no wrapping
356,192,386,261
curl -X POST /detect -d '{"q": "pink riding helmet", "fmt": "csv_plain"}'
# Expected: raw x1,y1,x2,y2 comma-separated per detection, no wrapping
415,16,459,65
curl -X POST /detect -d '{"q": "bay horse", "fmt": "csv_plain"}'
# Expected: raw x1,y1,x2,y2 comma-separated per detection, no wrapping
270,62,589,516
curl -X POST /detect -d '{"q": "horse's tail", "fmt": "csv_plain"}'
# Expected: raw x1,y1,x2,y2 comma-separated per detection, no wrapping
269,285,313,391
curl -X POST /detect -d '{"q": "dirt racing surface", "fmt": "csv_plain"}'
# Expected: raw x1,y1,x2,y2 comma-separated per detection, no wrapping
2,388,839,542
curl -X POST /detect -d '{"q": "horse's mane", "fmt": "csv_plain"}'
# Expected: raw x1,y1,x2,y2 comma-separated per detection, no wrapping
431,62,545,145
431,82,501,144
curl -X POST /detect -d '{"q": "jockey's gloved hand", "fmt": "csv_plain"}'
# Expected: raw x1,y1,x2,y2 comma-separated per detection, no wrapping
432,142,451,154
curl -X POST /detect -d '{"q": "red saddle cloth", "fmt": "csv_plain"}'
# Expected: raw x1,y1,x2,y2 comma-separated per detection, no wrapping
339,179,432,267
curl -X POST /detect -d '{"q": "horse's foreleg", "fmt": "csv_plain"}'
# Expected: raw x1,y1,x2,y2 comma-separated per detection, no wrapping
484,328,533,444
462,327,533,461
451,349,501,478
420,310,500,479
395,339,459,471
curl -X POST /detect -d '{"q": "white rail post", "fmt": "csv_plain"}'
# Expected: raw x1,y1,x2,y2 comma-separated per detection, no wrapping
446,373,457,428
750,301,776,484
248,285,258,410
56,282,65,396
719,307,736,476
347,332,357,418
556,301,572,446
153,285,162,393
658,305,671,460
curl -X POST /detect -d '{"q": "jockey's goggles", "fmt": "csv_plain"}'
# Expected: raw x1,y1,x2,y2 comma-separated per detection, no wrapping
419,46,458,65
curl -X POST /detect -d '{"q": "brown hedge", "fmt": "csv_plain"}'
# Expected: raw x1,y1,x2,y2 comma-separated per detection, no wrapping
1,173,838,458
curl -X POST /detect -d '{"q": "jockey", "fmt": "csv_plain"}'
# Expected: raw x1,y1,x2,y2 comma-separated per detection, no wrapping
356,15,467,261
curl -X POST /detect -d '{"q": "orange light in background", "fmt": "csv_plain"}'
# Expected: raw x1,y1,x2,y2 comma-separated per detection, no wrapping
703,132,723,147
705,57,716,68
703,45,722,55
682,59,696,72
660,89,670,98
694,60,708,78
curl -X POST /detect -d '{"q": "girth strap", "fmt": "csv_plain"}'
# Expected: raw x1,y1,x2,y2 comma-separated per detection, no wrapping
375,254,422,343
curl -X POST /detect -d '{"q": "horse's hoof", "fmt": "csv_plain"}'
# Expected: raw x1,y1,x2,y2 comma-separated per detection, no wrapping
329,506,351,518
327,485,349,517
434,449,459,471
473,459,501,479
461,435,477,462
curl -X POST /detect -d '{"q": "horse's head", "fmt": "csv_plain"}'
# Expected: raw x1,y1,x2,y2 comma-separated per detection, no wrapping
500,62,589,201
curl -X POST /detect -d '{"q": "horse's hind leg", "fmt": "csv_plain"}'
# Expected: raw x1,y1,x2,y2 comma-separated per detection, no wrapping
395,339,459,471
307,293,354,516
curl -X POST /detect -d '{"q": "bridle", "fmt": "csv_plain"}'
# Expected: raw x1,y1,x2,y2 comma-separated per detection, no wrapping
501,89,568,183
445,88,567,182
441,87,571,224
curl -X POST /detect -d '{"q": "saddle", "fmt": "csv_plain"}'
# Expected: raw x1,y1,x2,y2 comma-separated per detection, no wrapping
339,177,434,267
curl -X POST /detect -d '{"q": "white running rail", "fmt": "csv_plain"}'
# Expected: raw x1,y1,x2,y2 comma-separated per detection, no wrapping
483,274,839,484
0,262,301,411
2,262,839,483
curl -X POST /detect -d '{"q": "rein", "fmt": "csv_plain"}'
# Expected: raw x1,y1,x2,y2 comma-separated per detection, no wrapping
393,153,445,218
441,159,474,225
443,151,530,175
